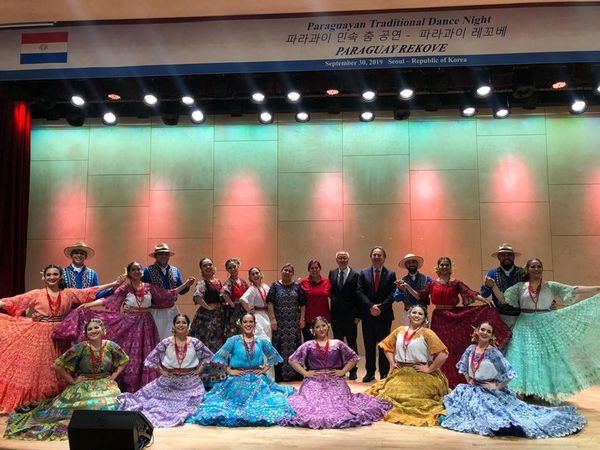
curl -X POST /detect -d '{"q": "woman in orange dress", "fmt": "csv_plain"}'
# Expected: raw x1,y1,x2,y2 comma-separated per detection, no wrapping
0,264,123,413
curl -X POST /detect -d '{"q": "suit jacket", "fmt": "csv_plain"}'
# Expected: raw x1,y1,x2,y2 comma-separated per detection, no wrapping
328,267,360,321
357,265,397,322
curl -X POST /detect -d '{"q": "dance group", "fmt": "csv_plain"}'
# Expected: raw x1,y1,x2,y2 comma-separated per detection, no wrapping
1,241,600,441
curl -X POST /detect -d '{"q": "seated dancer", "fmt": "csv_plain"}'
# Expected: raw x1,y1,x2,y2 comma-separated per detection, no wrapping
0,265,122,413
366,304,450,426
4,318,128,441
282,316,391,429
118,314,213,427
186,312,296,427
442,321,586,438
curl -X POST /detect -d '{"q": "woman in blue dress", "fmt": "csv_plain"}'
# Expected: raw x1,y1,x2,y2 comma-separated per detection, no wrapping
186,312,296,427
441,321,586,438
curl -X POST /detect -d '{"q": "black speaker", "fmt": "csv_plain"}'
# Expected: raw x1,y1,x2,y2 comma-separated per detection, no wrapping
68,410,153,450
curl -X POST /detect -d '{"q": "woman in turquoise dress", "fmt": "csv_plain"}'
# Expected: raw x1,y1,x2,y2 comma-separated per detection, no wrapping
186,312,296,427
489,258,600,404
442,321,585,438
4,318,129,440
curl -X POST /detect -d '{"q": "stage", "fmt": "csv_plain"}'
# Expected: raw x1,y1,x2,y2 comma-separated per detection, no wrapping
1,365,599,450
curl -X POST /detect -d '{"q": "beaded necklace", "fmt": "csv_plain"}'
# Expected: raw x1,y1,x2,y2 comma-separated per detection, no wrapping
45,288,62,316
87,341,105,374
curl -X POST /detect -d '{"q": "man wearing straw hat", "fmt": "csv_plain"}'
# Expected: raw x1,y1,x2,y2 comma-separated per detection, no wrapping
142,243,189,340
63,241,99,289
393,253,432,325
481,243,525,329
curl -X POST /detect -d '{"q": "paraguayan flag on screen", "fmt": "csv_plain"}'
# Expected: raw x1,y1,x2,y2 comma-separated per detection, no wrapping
20,32,68,64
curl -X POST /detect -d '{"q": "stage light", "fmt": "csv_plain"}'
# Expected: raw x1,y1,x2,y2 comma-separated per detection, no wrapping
102,112,117,125
326,88,339,96
295,111,310,123
65,109,85,126
493,106,510,119
359,111,374,122
461,106,477,117
181,96,195,106
362,90,376,102
393,106,410,120
251,92,265,104
107,93,121,101
287,91,301,103
552,81,567,90
399,88,414,100
190,109,205,123
570,98,587,114
161,113,179,126
258,111,273,124
143,94,158,106
70,95,85,107
596,84,600,94
475,84,492,98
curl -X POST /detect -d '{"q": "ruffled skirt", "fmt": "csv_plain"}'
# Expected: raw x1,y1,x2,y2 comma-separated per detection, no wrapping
119,374,205,428
431,306,511,388
506,296,600,404
0,314,66,413
4,378,121,440
53,308,159,392
365,366,449,426
186,372,296,427
282,375,391,429
442,383,586,438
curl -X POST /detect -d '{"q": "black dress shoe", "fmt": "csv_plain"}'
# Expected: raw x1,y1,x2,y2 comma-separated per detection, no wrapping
348,371,358,381
362,373,375,383
380,373,388,380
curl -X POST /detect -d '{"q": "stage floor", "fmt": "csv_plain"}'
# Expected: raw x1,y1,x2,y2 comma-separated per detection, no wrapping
1,374,599,450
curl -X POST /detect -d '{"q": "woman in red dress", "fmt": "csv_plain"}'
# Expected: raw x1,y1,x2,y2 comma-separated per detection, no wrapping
299,259,331,343
418,256,511,388
221,258,249,339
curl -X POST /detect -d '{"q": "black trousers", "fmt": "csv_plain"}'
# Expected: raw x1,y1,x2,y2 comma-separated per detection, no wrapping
331,316,358,373
362,319,392,377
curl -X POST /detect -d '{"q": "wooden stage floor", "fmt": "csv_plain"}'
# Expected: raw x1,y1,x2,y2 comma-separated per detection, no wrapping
1,376,599,450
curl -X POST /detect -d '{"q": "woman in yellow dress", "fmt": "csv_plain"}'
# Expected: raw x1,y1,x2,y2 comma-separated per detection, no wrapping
366,303,449,426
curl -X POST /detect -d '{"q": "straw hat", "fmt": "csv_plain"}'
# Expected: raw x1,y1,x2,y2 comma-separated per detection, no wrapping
491,243,521,258
149,243,175,257
398,253,424,269
64,241,95,259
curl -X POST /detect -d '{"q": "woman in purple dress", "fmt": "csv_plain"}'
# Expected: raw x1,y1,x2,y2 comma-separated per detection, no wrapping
283,317,391,429
118,314,213,427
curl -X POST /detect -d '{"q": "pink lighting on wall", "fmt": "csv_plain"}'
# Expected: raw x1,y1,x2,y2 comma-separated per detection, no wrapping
490,157,537,202
221,175,264,206
311,173,343,220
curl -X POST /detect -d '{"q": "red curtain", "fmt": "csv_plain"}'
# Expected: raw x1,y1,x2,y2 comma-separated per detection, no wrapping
0,101,31,297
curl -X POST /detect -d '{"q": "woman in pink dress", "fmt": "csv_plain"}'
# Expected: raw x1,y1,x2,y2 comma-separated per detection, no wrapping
0,264,122,412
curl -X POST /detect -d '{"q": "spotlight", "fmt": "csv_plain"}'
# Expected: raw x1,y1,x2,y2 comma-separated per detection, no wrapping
258,111,273,124
512,67,535,99
424,95,441,112
65,109,85,126
475,84,492,98
399,88,414,100
326,88,340,96
161,113,179,126
181,96,195,106
359,111,375,122
362,90,376,102
287,91,301,103
552,81,567,90
143,94,158,106
596,84,600,95
107,93,121,101
70,95,85,107
295,111,310,123
102,112,117,125
461,106,477,117
190,109,205,124
251,92,265,104
570,98,587,114
393,106,410,120
493,105,510,119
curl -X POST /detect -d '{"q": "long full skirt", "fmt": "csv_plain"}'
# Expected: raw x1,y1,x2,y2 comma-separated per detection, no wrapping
506,296,600,404
0,314,66,413
365,366,449,426
53,308,159,392
186,372,296,427
431,306,511,388
150,304,180,341
119,374,205,428
4,378,121,441
282,375,391,429
441,383,586,438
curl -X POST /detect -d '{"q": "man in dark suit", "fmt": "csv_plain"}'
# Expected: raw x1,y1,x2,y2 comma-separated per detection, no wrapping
328,250,360,380
357,246,397,383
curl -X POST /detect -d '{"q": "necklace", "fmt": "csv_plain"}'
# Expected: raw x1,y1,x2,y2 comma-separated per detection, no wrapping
242,335,256,367
528,282,542,310
402,326,422,354
470,345,489,377
45,288,62,316
132,283,146,308
174,337,188,368
87,341,104,374
315,339,330,369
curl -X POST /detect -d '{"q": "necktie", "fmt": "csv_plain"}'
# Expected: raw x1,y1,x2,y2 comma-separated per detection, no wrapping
374,268,380,292
338,269,345,289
